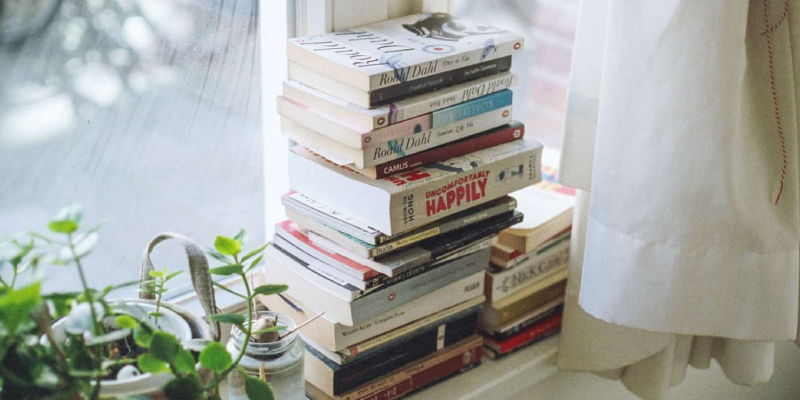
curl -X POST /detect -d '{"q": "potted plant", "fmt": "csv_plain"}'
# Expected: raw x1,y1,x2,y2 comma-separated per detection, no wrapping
0,205,287,400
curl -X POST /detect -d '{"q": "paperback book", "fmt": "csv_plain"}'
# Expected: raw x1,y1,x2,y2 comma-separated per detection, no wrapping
479,270,567,326
282,72,517,130
281,102,512,169
265,243,489,325
277,90,511,149
283,191,516,248
287,13,523,103
484,313,562,359
288,139,543,235
480,297,563,341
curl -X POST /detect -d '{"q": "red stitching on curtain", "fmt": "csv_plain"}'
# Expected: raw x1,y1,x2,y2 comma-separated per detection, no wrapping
761,0,789,35
763,0,789,205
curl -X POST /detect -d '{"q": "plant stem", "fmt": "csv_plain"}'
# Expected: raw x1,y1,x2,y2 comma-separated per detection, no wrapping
153,277,163,326
67,232,104,400
67,233,101,336
204,269,254,391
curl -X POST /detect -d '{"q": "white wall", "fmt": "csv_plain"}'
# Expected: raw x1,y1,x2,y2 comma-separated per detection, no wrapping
529,342,800,400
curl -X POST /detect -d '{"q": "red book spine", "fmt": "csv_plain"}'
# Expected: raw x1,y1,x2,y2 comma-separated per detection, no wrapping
489,313,562,354
373,123,525,179
354,344,484,400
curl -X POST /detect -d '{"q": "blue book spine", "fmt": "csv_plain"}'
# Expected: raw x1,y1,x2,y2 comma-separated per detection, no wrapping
431,89,513,128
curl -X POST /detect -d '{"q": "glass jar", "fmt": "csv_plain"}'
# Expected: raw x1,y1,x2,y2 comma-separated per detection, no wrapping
227,311,305,400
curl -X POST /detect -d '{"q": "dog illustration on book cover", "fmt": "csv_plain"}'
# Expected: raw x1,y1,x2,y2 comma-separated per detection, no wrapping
402,13,508,42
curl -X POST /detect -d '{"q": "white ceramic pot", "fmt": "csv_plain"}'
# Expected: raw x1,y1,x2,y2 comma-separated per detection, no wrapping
47,300,195,399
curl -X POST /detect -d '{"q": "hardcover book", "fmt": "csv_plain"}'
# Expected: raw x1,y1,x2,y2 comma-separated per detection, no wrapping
484,313,562,358
282,191,516,247
288,139,543,235
303,304,481,365
287,13,523,102
305,336,484,400
277,90,512,149
480,297,563,342
280,102,512,169
282,72,517,130
264,244,489,325
305,311,478,394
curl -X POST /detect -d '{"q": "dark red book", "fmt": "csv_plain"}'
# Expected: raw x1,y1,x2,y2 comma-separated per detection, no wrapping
357,122,524,179
484,312,562,355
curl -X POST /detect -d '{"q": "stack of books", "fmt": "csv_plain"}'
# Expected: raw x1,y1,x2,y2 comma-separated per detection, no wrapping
258,13,542,400
479,166,575,359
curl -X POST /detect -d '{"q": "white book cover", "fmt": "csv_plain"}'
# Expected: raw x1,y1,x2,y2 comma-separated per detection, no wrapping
486,237,570,302
289,139,543,235
282,72,517,130
287,13,524,92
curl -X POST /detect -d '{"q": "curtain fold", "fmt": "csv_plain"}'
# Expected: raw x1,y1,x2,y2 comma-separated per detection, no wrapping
557,0,800,398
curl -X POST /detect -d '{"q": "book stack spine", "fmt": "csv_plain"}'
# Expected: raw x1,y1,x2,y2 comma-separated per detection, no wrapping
478,168,576,359
264,12,543,400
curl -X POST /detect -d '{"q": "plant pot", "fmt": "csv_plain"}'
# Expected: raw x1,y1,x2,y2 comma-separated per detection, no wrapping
46,299,214,399
226,311,305,400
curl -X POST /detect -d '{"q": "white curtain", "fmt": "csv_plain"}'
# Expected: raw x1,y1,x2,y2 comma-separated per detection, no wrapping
557,0,800,398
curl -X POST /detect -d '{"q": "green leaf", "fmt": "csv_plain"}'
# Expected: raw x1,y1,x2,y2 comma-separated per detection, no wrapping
246,254,264,273
233,229,247,245
252,284,288,297
148,270,165,279
199,342,232,372
148,312,164,318
251,325,287,335
245,374,275,400
208,265,243,276
149,331,180,362
134,325,154,348
205,248,230,264
214,236,241,256
209,313,245,327
115,315,138,329
164,270,183,282
173,349,196,374
241,243,269,263
48,220,78,234
163,376,203,400
0,283,42,334
137,354,169,374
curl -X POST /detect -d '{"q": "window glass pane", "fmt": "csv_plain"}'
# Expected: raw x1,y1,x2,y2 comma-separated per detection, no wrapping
0,0,264,297
455,0,579,149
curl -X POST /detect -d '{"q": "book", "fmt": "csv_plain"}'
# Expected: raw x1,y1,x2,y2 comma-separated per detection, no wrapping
264,244,489,325
280,101,512,169
305,335,484,400
478,270,567,326
483,313,562,358
305,311,478,395
490,226,570,268
287,14,522,96
498,171,575,254
288,139,543,235
485,232,570,303
350,122,525,179
282,191,516,247
273,234,370,291
257,262,486,337
297,203,519,260
480,297,563,341
282,72,517,130
303,303,482,365
275,220,380,284
308,211,520,276
277,90,512,150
